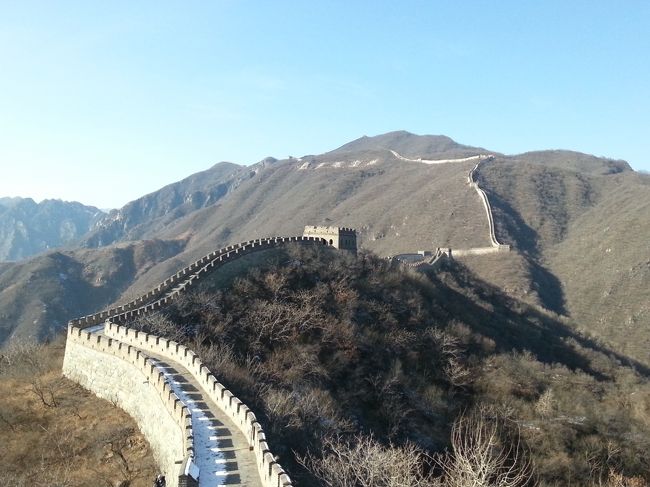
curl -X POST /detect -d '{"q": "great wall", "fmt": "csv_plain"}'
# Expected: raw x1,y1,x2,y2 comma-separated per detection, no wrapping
465,155,510,252
391,151,510,267
62,153,509,486
63,233,355,487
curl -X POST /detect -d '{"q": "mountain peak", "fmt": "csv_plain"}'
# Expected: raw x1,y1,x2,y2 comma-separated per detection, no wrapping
329,130,481,159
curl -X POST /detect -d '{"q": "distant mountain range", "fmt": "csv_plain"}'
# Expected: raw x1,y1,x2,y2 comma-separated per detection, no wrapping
0,131,647,370
0,197,104,261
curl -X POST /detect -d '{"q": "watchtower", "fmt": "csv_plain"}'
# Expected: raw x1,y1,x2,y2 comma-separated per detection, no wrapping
303,225,357,253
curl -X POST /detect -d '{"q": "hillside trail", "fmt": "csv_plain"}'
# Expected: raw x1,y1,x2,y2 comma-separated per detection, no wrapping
88,325,261,487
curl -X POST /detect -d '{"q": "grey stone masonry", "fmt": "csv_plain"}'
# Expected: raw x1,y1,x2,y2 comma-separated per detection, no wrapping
63,231,358,487
63,327,191,487
302,226,357,253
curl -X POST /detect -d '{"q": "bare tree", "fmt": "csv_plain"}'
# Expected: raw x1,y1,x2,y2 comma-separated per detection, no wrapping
89,427,154,487
298,434,437,487
533,389,555,418
30,377,62,408
106,428,136,485
428,328,473,388
436,408,536,487
598,469,647,487
0,340,45,377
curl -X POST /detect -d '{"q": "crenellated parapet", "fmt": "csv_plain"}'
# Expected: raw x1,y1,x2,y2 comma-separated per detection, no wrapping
63,230,357,487
70,236,330,328
104,321,293,487
393,248,448,269
63,324,197,487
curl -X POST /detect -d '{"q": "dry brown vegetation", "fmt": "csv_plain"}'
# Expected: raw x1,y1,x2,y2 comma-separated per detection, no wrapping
480,160,650,365
0,337,157,487
131,245,650,486
1,133,648,486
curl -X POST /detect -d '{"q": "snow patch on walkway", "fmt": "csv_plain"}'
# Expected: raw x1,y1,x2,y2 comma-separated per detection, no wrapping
151,359,232,487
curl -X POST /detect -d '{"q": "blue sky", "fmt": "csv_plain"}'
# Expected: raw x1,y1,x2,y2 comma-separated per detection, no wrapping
1,1,648,209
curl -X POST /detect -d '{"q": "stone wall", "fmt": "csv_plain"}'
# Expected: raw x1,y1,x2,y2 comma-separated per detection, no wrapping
399,248,448,269
303,226,357,252
64,232,360,487
63,234,338,486
467,156,511,251
395,156,510,265
389,150,483,165
451,246,510,257
70,236,329,328
104,322,293,487
63,326,196,487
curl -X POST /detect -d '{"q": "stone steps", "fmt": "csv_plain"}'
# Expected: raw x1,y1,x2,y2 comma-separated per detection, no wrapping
143,351,262,486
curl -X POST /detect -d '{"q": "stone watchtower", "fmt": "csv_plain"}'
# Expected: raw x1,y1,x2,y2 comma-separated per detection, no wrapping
303,225,357,253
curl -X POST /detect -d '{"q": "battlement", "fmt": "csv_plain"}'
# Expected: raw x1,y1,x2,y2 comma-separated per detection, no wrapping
303,225,357,253
62,232,362,486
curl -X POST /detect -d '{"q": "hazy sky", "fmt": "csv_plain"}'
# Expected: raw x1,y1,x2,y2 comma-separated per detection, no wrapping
1,1,648,209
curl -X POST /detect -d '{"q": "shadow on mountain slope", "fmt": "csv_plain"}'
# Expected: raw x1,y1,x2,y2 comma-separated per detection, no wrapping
527,260,567,316
481,189,568,315
430,259,650,378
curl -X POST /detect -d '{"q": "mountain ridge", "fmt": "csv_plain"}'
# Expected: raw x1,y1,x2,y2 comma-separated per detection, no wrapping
0,197,104,262
0,131,647,366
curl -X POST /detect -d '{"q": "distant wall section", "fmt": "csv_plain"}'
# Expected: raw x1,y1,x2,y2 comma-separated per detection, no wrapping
467,156,510,251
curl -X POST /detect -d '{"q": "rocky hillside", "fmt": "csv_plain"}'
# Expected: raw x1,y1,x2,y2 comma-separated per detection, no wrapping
82,161,247,248
549,172,650,362
0,197,104,262
85,132,492,258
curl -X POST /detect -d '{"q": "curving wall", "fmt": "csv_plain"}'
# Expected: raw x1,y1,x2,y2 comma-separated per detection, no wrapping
467,156,510,251
399,248,447,269
64,235,331,486
391,154,510,266
70,236,329,328
63,325,195,487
